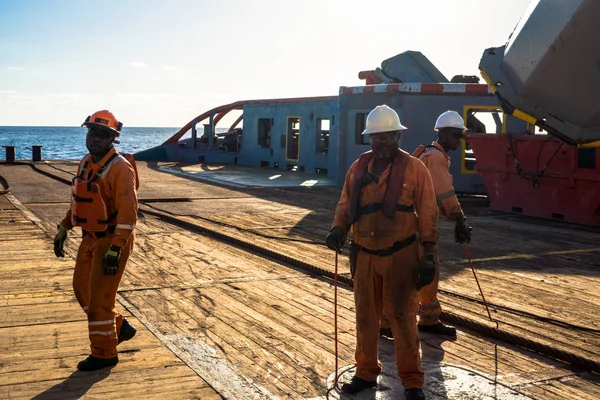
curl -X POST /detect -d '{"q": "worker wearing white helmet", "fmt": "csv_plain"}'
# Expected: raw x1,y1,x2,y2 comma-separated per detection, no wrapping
411,110,473,336
326,105,438,400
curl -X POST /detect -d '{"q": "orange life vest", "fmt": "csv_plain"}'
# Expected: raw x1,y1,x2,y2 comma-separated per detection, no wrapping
70,152,139,232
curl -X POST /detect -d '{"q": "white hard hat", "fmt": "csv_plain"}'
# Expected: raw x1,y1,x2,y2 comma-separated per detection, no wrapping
361,105,407,135
434,110,466,131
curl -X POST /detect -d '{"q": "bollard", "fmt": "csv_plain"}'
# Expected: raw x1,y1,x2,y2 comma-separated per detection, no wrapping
2,146,15,163
32,145,43,162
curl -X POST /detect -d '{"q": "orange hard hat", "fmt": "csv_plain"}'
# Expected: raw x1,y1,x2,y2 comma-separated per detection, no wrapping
82,110,123,136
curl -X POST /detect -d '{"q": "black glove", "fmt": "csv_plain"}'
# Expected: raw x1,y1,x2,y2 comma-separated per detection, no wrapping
325,226,345,253
414,253,436,290
102,245,122,276
53,225,69,258
454,220,472,244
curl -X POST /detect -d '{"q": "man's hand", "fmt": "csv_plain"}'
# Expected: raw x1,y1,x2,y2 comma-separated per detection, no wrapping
414,253,436,290
455,218,472,244
53,225,69,258
325,226,345,253
102,245,122,276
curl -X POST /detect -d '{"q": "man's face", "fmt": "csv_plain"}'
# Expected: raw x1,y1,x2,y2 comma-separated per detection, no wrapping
86,127,114,157
369,131,399,158
440,128,465,151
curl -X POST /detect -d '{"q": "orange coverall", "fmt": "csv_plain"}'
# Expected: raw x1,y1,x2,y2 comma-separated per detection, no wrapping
414,142,464,326
61,147,138,359
332,150,438,389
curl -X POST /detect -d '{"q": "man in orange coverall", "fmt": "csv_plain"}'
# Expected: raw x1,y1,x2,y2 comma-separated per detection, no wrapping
53,110,138,371
326,105,438,400
413,110,472,336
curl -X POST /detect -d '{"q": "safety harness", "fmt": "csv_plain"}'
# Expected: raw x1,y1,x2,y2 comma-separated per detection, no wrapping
412,144,441,159
348,149,417,257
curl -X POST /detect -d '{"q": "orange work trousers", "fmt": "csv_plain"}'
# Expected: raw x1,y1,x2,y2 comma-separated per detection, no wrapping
381,246,442,328
353,240,423,389
73,232,135,359
417,247,441,326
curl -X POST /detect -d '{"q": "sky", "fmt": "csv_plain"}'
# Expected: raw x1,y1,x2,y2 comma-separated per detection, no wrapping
0,0,534,128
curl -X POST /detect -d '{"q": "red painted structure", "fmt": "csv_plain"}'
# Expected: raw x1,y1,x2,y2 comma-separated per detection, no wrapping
468,133,600,226
358,70,382,85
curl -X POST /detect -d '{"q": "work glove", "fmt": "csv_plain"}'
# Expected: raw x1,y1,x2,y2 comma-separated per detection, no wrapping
325,226,345,253
53,224,69,258
102,245,122,276
414,253,436,291
454,219,472,244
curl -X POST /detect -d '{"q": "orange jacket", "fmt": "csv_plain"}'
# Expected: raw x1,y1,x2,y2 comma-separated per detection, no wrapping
332,149,438,249
61,147,138,248
412,142,463,220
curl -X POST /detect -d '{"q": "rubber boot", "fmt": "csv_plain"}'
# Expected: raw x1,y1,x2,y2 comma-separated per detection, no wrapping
118,317,137,344
340,376,377,394
405,388,426,400
77,355,118,371
417,322,456,337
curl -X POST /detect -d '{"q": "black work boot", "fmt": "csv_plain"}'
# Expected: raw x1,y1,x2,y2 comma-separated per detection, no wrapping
418,322,456,337
405,388,426,400
118,317,137,344
340,376,377,394
77,355,118,371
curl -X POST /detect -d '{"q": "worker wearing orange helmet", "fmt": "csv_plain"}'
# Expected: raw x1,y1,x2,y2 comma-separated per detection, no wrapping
410,110,473,336
326,105,438,400
53,110,139,371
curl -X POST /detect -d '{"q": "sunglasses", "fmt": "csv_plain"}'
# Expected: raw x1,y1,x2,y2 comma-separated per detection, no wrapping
87,128,114,139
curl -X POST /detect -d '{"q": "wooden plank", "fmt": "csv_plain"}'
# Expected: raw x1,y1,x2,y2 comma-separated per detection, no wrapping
0,301,84,328
0,291,75,307
117,231,305,291
444,299,600,364
220,280,356,358
0,365,219,400
558,373,600,397
0,318,135,358
120,290,278,399
253,277,357,342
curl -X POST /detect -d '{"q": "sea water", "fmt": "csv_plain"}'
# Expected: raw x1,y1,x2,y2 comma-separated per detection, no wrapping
0,126,183,160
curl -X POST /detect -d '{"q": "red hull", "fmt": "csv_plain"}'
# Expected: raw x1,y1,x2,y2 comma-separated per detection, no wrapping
467,134,600,226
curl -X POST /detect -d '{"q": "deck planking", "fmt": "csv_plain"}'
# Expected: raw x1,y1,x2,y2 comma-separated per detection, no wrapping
0,208,222,400
1,161,600,399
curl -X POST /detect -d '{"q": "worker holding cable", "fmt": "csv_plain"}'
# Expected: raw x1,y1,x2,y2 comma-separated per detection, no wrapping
53,110,139,371
410,110,473,336
326,105,438,400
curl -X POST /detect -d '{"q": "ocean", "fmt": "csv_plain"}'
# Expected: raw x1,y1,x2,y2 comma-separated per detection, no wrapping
0,126,183,161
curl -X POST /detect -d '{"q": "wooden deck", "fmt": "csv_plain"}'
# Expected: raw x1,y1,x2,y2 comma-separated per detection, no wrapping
1,161,599,399
0,197,222,400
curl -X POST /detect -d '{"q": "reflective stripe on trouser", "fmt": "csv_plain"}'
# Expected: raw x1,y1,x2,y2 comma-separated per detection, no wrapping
73,232,134,358
417,248,441,326
353,241,423,389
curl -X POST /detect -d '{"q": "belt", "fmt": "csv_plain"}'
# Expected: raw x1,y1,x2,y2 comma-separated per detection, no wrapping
360,203,414,215
354,234,417,257
82,225,116,239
